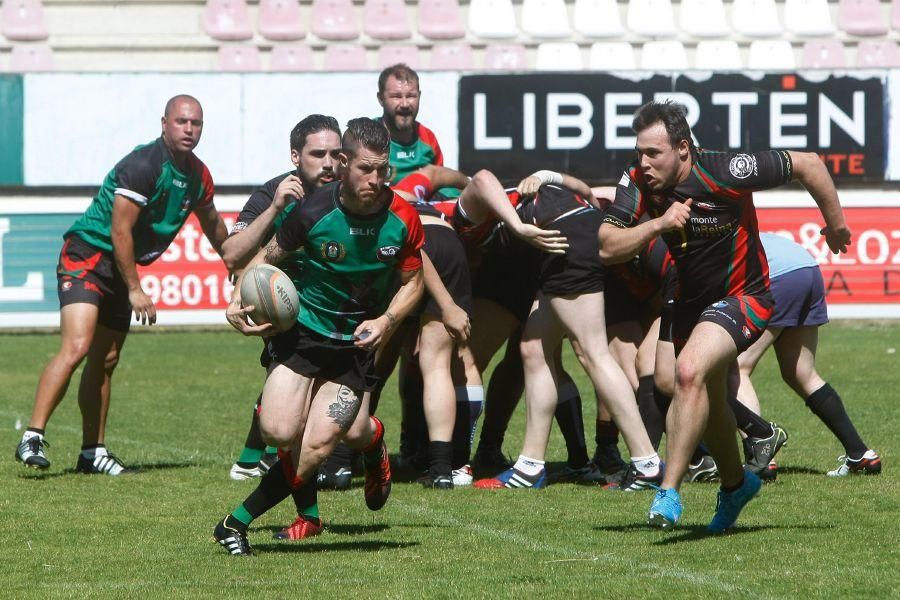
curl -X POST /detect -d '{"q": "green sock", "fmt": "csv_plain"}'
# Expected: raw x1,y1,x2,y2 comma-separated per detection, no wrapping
264,446,278,457
301,503,320,520
237,447,264,466
231,504,254,527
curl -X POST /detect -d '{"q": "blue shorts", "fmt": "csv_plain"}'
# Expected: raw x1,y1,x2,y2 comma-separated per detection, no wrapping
769,267,829,328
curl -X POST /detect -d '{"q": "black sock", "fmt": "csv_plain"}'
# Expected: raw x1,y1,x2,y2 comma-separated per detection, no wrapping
451,400,473,468
805,383,868,458
399,362,427,459
324,441,354,473
595,419,618,449
479,347,524,450
428,441,453,477
26,427,45,436
554,380,589,468
290,477,318,516
690,444,710,465
239,460,294,525
727,395,774,439
653,387,672,419
721,476,744,493
638,376,666,451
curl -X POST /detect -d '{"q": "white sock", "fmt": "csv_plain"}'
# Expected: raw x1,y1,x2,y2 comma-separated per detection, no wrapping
81,445,107,460
22,430,42,442
513,455,546,477
631,453,661,476
456,385,485,445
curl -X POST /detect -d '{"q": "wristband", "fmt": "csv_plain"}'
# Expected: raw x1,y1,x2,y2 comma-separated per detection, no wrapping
532,170,563,185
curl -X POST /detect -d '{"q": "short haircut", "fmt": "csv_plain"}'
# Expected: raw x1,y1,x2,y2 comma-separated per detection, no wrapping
290,114,341,152
632,100,694,150
342,118,390,158
378,63,420,95
164,94,201,118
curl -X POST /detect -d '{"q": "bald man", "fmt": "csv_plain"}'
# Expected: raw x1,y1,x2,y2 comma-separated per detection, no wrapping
14,95,228,475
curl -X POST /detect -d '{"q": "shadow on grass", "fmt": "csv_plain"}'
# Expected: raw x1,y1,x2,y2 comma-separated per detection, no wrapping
594,523,832,545
777,465,825,476
252,539,418,553
15,460,198,479
255,523,390,536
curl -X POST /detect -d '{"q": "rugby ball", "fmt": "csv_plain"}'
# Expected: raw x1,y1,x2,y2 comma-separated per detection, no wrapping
239,264,300,333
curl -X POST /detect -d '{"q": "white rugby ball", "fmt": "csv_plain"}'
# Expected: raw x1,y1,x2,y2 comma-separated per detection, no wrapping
239,264,300,333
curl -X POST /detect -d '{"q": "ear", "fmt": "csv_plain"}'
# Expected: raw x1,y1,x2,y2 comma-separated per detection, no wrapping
160,116,166,129
290,148,300,167
678,139,690,160
376,91,385,108
338,152,350,168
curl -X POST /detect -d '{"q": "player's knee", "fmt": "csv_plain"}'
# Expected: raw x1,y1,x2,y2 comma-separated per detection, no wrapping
519,337,546,367
104,348,121,373
675,360,703,392
59,338,92,369
259,421,298,448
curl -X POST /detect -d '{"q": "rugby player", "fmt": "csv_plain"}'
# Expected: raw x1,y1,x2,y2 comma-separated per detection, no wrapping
599,100,851,532
14,95,227,475
214,118,424,555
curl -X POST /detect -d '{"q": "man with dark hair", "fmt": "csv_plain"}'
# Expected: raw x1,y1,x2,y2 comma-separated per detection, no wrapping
599,100,851,532
14,95,227,475
214,117,425,555
376,63,443,184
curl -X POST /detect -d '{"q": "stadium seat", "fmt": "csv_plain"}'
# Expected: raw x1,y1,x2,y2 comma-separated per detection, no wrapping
694,40,742,70
377,45,420,68
893,0,900,30
627,0,676,38
731,0,782,37
784,0,835,37
429,43,474,69
364,0,412,41
747,40,796,69
856,39,900,67
258,0,305,41
270,45,315,70
311,0,359,41
9,43,53,71
535,42,583,70
679,0,730,38
217,45,263,71
521,0,571,39
801,40,847,68
0,0,48,42
640,40,687,70
468,0,519,39
588,41,636,70
838,0,889,36
573,0,624,38
482,43,527,70
418,0,466,40
203,0,254,41
323,44,368,70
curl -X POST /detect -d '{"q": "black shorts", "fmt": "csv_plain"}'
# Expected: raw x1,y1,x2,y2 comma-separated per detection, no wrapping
471,229,539,324
769,267,829,328
56,235,131,332
419,223,473,319
536,209,605,296
672,293,774,356
604,272,642,326
264,324,379,392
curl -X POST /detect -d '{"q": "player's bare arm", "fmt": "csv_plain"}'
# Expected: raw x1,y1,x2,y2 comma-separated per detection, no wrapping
354,267,424,350
221,175,305,272
598,200,691,264
788,151,852,254
417,164,471,190
111,194,156,325
516,170,593,201
194,202,228,257
421,252,470,342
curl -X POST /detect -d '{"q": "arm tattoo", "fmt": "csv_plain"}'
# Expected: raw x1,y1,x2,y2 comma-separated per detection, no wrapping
327,385,361,431
263,237,286,265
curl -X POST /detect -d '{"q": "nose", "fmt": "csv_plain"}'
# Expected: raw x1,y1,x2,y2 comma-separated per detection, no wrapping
322,154,334,169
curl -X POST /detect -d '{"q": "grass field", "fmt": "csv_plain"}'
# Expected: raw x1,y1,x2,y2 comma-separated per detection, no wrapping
1,321,898,599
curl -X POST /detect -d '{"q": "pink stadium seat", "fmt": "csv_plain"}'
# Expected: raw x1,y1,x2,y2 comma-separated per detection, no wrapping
418,0,466,40
311,0,359,40
893,0,900,30
203,0,254,41
801,40,847,68
377,45,420,68
270,45,315,70
9,43,53,71
323,44,368,70
838,0,888,36
856,40,900,67
0,0,48,42
217,45,262,71
364,0,412,40
482,43,527,70
258,0,306,41
429,44,474,69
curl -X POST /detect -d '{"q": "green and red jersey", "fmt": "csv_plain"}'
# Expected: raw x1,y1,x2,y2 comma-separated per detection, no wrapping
66,137,215,265
275,181,424,341
604,149,793,307
381,119,444,184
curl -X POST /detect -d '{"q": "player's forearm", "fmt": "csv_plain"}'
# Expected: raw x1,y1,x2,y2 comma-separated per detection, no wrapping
221,206,281,272
383,268,425,325
421,165,470,190
789,151,847,231
598,221,662,264
421,252,456,313
471,170,523,228
111,227,142,291
560,174,593,200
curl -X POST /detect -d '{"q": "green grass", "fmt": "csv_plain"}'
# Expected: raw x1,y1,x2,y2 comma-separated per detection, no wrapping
1,321,898,599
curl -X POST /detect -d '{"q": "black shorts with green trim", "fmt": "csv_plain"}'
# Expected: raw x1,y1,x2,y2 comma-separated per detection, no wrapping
56,235,131,332
672,292,774,356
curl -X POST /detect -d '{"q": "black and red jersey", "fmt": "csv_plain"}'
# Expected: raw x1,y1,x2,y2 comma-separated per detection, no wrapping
608,236,675,302
604,149,793,306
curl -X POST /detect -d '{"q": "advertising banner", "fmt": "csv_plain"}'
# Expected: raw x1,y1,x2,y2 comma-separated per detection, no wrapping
458,72,886,184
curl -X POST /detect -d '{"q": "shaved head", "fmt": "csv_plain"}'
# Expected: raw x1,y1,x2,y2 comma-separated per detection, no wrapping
164,94,202,118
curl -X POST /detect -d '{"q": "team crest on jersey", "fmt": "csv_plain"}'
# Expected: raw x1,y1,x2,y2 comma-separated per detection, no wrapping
376,245,400,261
321,240,346,262
729,154,757,179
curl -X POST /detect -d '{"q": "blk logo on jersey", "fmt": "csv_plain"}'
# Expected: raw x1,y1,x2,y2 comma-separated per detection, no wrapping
322,241,346,262
350,227,375,236
376,245,400,261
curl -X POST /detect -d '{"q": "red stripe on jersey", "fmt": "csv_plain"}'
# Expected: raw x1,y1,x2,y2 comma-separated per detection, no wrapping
392,171,434,202
727,200,751,296
188,154,215,207
389,191,425,272
416,123,444,166
693,164,743,200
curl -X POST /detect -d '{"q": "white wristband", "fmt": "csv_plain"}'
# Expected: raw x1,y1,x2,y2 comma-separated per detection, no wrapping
532,170,563,185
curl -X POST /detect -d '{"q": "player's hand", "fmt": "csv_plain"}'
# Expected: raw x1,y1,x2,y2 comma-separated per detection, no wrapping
353,315,392,350
129,288,157,325
226,300,273,336
273,175,305,211
659,198,692,232
512,223,569,254
441,303,471,343
821,225,852,254
516,175,542,197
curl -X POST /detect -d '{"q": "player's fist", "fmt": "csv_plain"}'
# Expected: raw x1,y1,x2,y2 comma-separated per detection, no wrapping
821,225,852,254
273,175,305,211
129,288,157,326
660,198,692,232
